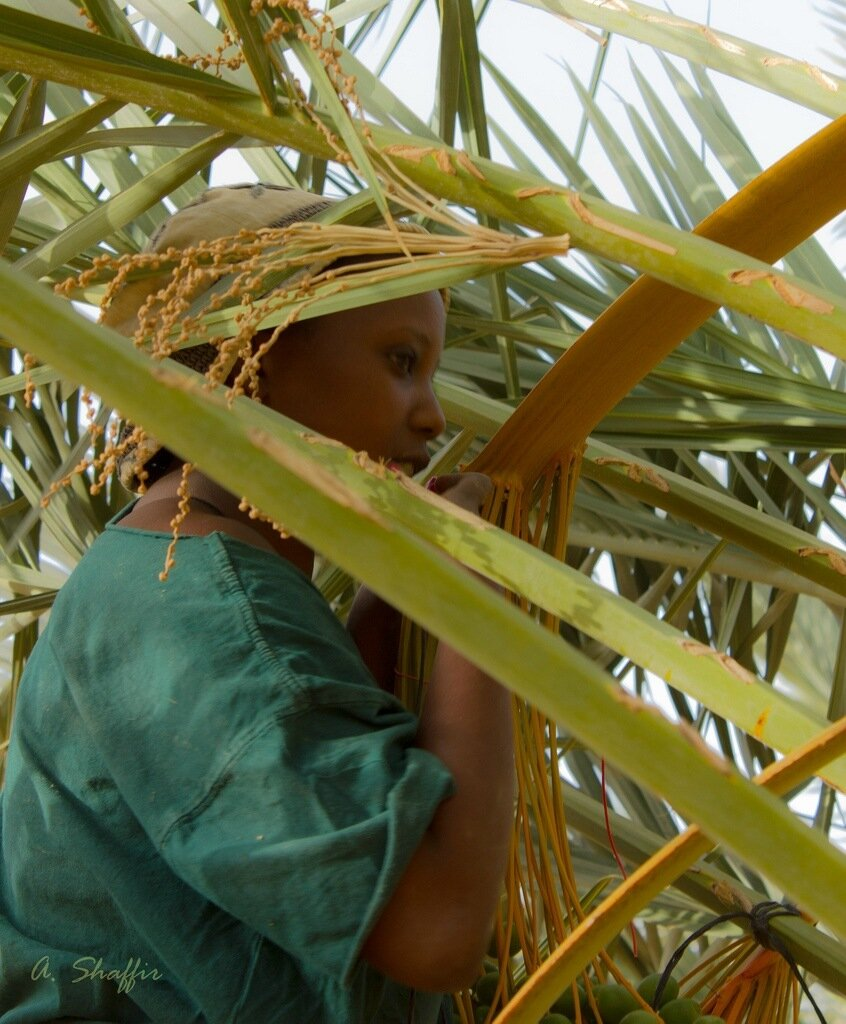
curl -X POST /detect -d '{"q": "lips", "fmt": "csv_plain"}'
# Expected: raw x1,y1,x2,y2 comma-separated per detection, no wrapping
388,457,428,476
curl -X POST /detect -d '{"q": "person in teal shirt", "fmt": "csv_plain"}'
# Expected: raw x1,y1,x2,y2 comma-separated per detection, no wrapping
0,185,515,1023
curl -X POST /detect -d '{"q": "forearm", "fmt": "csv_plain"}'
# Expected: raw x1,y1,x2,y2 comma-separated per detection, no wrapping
358,473,517,990
361,574,515,991
415,623,515,959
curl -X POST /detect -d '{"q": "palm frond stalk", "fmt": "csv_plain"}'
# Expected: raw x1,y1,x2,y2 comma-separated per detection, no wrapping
1,1,845,1022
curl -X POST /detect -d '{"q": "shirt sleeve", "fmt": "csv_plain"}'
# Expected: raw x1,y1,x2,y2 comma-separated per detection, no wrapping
159,683,454,985
57,530,455,986
147,537,456,985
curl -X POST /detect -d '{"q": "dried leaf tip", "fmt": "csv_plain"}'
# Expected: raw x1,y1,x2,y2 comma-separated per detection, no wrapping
679,639,757,685
570,194,677,255
728,270,835,314
797,545,846,575
762,56,838,92
455,151,486,181
594,456,670,492
699,26,745,54
515,186,569,200
381,144,455,175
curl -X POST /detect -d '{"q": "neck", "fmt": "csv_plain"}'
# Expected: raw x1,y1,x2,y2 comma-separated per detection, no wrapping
139,465,315,578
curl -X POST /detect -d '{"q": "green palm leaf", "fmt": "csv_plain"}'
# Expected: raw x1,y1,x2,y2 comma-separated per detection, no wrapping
2,0,846,1017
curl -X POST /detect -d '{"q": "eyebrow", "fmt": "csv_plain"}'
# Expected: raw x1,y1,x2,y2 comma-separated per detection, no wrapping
403,329,441,352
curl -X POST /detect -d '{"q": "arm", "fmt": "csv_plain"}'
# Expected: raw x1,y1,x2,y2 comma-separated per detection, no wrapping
360,610,515,993
360,475,516,993
346,585,403,694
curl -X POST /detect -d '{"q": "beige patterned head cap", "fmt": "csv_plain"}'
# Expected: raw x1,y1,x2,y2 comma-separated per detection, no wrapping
107,183,335,491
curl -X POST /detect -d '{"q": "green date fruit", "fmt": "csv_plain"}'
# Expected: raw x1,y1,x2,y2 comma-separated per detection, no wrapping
659,998,702,1023
539,1015,573,1024
474,972,500,1005
594,983,640,1024
486,929,521,957
637,973,679,1008
620,1013,662,1023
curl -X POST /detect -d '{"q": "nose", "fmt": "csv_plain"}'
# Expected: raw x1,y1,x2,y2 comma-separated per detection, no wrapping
413,380,447,440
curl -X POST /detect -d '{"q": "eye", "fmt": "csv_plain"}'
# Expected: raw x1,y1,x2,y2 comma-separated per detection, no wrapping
390,348,417,376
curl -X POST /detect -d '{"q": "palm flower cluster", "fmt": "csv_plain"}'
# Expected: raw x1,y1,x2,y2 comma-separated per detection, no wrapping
3,0,845,1020
39,0,568,576
48,204,567,581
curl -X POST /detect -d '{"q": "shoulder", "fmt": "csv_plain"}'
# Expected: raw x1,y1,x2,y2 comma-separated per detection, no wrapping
116,504,276,555
82,509,369,703
201,515,277,555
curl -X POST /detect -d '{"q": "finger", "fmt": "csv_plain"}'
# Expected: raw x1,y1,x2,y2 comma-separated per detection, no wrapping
425,472,492,493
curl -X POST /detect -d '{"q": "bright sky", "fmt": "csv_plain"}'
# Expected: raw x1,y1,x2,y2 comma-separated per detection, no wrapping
400,1,835,200
378,0,836,165
214,1,845,261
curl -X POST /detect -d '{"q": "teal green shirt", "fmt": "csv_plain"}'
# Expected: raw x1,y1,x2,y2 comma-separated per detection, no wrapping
0,502,455,1023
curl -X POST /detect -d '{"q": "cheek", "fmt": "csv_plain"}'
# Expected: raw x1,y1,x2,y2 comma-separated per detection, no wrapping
259,336,403,438
259,340,327,406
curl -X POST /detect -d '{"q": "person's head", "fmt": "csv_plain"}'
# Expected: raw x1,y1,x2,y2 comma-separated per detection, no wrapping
102,183,448,489
253,289,446,476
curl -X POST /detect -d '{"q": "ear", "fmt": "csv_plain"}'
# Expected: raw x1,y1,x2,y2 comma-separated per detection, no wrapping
228,317,315,403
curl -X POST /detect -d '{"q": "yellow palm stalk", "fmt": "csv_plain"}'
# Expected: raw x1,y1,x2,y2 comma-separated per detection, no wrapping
468,112,846,483
441,113,846,1022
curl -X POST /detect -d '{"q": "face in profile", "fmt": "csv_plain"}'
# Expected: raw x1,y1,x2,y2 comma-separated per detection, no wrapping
255,289,447,475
